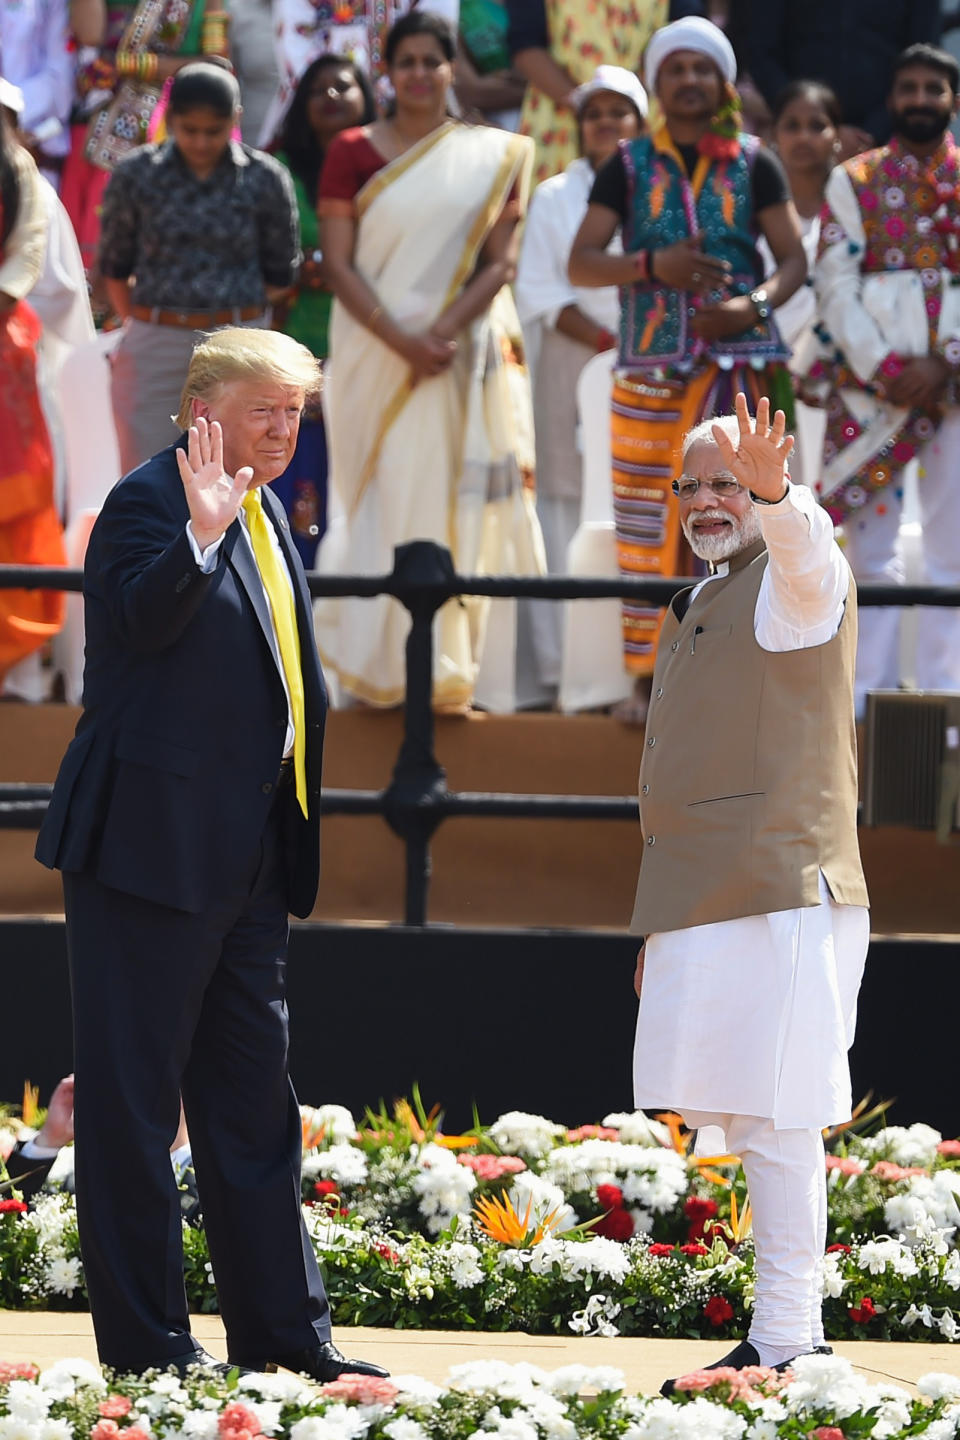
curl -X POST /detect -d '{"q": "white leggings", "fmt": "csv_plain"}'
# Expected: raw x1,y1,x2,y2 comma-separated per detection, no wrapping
683,1112,827,1353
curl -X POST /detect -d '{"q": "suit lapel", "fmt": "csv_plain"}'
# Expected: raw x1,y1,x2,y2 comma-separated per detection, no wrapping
224,517,283,672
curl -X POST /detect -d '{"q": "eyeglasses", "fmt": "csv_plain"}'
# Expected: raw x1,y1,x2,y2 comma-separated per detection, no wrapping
671,475,745,501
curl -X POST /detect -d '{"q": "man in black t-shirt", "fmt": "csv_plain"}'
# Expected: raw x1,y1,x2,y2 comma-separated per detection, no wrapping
568,16,806,724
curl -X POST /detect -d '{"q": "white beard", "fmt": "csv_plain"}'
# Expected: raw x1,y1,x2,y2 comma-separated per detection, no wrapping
682,506,763,563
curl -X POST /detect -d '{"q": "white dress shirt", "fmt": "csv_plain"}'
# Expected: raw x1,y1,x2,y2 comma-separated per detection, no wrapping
633,485,869,1133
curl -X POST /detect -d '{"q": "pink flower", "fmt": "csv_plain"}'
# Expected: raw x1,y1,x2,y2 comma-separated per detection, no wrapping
859,188,878,210
90,1422,121,1440
884,214,906,240
457,1154,526,1180
318,1375,399,1405
891,440,916,464
871,1161,927,1182
566,1125,619,1141
825,1155,864,1175
811,1430,845,1440
673,1365,783,1402
98,1399,132,1419
125,1429,150,1440
0,1362,39,1381
218,1403,262,1440
938,1139,960,1156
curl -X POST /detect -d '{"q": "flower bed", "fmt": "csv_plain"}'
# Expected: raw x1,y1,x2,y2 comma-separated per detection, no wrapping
3,1353,960,1440
3,1101,959,1343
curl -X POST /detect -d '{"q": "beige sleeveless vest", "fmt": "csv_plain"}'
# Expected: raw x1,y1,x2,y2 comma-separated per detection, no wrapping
630,540,868,936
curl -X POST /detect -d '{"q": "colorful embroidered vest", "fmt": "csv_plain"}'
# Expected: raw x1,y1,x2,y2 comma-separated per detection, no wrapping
618,128,787,374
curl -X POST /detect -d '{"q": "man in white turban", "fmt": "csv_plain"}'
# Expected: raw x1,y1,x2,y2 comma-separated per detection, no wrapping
570,17,806,723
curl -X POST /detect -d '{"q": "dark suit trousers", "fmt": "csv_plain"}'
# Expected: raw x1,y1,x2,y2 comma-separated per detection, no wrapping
63,790,331,1371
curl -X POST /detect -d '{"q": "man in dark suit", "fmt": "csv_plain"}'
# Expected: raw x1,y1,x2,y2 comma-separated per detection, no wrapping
36,328,386,1382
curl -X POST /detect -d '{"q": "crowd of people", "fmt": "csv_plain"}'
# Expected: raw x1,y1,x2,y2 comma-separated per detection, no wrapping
0,0,957,714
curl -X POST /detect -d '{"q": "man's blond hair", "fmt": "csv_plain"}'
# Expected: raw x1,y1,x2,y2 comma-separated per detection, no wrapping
177,327,322,429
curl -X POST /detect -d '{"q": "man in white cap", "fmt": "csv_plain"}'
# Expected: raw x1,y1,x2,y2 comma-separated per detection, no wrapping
515,63,647,703
569,16,806,723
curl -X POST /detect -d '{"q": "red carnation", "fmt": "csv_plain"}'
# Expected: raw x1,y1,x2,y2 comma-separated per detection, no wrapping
648,1242,675,1257
680,1242,708,1256
703,1295,735,1327
314,1180,339,1197
594,1207,635,1241
596,1183,624,1211
684,1196,719,1219
0,1198,27,1214
373,1241,401,1265
849,1296,876,1325
826,1243,852,1254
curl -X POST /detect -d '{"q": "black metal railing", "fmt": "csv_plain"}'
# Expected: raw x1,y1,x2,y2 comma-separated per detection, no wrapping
2,546,959,924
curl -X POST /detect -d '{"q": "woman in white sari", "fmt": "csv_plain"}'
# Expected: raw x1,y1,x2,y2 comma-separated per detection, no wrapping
317,10,544,710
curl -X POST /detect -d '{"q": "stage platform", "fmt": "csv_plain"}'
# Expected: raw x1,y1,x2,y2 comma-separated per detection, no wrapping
0,1313,952,1394
2,704,958,935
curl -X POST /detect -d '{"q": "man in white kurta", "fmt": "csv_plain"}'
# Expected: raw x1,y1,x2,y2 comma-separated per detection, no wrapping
630,394,869,1388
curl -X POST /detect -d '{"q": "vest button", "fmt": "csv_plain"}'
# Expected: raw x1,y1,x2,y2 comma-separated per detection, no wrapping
656,687,663,698
647,736,656,747
647,834,656,845
262,781,273,795
671,641,679,651
641,783,649,795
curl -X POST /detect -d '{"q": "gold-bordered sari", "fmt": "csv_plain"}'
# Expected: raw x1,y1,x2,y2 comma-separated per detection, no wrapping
315,122,545,710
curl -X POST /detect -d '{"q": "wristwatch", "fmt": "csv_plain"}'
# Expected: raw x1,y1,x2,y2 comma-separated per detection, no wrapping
749,287,771,322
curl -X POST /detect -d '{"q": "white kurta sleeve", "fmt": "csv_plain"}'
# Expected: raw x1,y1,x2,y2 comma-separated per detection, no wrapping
514,178,577,330
754,484,850,653
814,165,888,385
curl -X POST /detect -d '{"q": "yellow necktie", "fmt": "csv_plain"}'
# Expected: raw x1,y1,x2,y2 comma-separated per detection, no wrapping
241,490,308,818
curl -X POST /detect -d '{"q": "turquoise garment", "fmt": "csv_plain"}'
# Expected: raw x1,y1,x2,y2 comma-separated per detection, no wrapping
618,131,788,374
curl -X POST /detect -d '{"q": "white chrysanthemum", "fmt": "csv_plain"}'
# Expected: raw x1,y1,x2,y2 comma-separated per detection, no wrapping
859,1123,942,1168
545,1364,625,1397
481,1413,539,1440
301,1144,368,1187
541,1141,687,1218
446,1360,548,1398
527,1235,631,1282
180,1411,220,1440
820,1252,846,1298
919,1373,960,1401
3,1385,51,1424
37,1421,72,1440
38,1358,106,1398
942,1251,960,1291
388,1375,442,1408
24,1196,73,1248
292,1408,366,1440
242,1400,283,1435
745,1422,778,1440
301,1104,358,1142
42,1256,83,1297
871,1384,913,1439
487,1112,566,1158
601,1112,672,1147
237,1372,314,1405
783,1353,873,1419
624,1395,747,1438
383,1420,430,1440
411,1145,476,1234
0,1417,41,1440
507,1171,575,1232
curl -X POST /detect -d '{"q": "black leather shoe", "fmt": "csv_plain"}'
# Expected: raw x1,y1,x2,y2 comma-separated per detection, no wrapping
660,1341,835,1398
233,1343,389,1383
127,1349,254,1379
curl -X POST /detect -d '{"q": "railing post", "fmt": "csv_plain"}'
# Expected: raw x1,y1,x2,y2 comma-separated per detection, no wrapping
381,542,453,925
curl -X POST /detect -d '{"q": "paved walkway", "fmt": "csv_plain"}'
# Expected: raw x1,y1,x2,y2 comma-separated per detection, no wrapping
0,1315,955,1392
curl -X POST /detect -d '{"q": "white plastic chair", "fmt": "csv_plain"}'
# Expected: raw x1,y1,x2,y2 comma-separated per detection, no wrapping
559,351,632,711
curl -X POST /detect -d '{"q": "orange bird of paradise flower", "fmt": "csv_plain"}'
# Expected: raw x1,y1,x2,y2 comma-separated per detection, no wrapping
473,1191,562,1247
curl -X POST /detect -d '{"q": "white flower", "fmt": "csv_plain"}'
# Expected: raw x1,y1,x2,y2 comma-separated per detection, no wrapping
861,1123,942,1168
3,1384,51,1424
388,1375,443,1408
943,1250,960,1291
938,1307,960,1340
820,1252,846,1298
383,1421,429,1440
541,1141,687,1218
919,1373,960,1401
445,1241,483,1289
784,1353,873,1419
482,1415,538,1440
180,1412,220,1440
487,1112,565,1158
291,1411,365,1440
507,1172,575,1233
302,1145,367,1188
38,1358,106,1398
872,1384,913,1438
746,1423,778,1440
0,1417,42,1440
545,1365,625,1396
625,1395,747,1438
42,1256,83,1297
237,1373,314,1405
857,1237,918,1276
601,1112,672,1147
568,1293,622,1338
242,1401,283,1435
37,1422,72,1440
411,1145,476,1235
902,1302,934,1329
301,1104,358,1142
447,1360,547,1398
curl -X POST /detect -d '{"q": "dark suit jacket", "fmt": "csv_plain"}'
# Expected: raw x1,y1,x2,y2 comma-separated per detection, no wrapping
3,1141,56,1202
36,440,327,919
